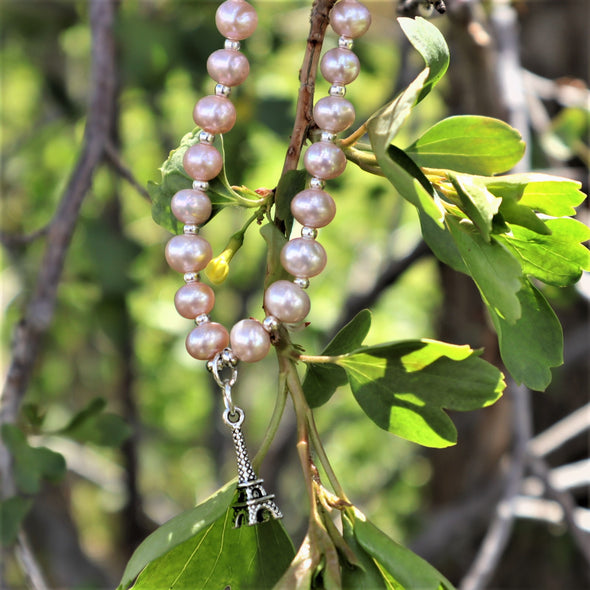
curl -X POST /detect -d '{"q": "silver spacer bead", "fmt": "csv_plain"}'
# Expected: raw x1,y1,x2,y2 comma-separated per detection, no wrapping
329,84,347,97
309,177,325,190
195,313,210,325
198,130,215,144
338,36,354,50
262,315,280,333
183,224,199,234
294,277,310,289
224,39,241,51
221,347,238,367
215,83,232,98
301,226,318,240
193,180,209,191
320,131,337,143
184,271,199,283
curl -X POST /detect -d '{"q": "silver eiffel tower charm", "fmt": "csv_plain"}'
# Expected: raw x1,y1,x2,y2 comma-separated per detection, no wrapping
223,407,283,528
209,349,282,528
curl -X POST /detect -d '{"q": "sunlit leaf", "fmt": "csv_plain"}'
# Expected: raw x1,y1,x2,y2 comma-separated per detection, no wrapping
367,69,430,151
406,116,525,175
348,507,454,590
497,218,590,287
448,172,502,241
446,217,523,323
483,174,585,216
130,500,294,589
118,481,236,589
303,310,372,408
337,340,505,447
489,281,563,391
397,17,449,103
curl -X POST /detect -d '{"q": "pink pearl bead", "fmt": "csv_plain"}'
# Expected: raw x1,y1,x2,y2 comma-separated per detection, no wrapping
230,319,270,363
207,49,250,87
313,96,356,133
171,189,212,225
304,142,346,180
165,234,212,273
330,0,371,39
291,189,336,228
174,282,215,319
264,280,311,324
193,95,236,135
186,322,229,360
216,0,258,41
281,238,327,279
183,143,223,181
320,48,360,85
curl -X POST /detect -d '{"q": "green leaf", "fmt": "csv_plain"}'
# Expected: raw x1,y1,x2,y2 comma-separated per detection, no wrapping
489,281,563,391
348,507,454,590
275,169,308,236
58,397,132,448
496,198,551,235
338,340,505,447
0,496,33,547
260,221,290,288
448,172,502,241
342,513,390,590
497,218,590,287
303,310,372,408
118,481,236,589
483,174,585,217
367,69,430,151
406,116,525,175
446,217,523,323
130,500,294,590
1,425,66,494
418,212,467,273
541,106,589,160
397,17,449,103
150,130,243,234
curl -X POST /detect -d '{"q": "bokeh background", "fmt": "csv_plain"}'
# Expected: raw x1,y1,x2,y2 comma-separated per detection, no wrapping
1,1,588,588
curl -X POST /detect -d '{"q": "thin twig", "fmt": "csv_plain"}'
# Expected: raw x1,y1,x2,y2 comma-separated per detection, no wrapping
527,403,590,458
329,240,430,339
104,141,152,202
459,383,533,590
0,226,50,248
15,531,49,590
527,454,590,563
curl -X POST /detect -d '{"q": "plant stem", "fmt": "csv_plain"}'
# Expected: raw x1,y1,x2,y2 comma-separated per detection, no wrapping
252,368,288,471
340,120,369,148
283,355,350,504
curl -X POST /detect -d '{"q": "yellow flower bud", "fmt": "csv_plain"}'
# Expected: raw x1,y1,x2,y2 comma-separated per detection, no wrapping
205,253,230,285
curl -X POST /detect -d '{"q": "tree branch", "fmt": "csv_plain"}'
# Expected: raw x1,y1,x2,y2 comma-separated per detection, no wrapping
459,383,533,590
0,0,117,585
275,0,337,228
0,0,116,426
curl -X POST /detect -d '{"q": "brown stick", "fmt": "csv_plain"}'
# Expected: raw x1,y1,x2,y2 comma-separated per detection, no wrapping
0,0,116,427
275,0,337,226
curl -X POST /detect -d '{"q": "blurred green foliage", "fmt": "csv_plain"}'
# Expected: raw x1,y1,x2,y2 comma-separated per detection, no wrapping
1,1,442,577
